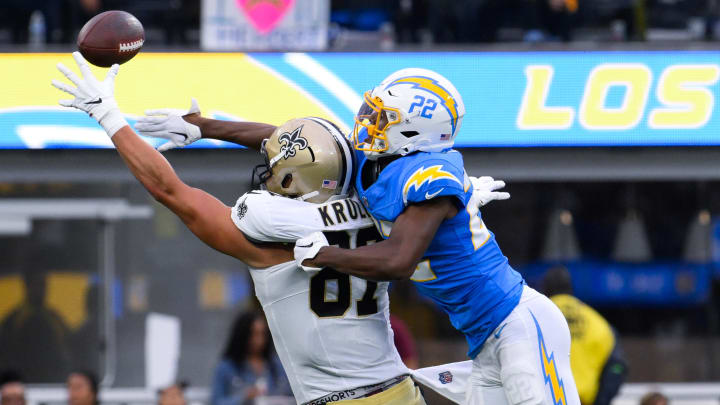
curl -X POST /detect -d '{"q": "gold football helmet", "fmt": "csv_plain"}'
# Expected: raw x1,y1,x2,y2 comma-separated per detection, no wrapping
251,117,354,203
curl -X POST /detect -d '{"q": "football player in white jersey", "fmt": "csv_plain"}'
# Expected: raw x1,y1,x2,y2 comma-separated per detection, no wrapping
51,52,424,405
52,54,513,404
130,66,578,405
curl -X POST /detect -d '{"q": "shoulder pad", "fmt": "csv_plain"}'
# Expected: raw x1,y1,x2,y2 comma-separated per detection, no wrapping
401,159,466,205
231,191,375,242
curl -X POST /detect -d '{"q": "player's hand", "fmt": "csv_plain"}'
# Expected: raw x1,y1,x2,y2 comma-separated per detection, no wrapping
52,51,127,137
134,98,202,152
294,231,329,272
469,176,510,207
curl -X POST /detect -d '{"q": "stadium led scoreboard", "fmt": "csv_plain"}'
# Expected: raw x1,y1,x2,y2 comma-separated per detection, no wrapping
1,51,718,149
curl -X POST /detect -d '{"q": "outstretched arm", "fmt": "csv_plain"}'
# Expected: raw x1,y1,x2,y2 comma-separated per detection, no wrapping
52,52,290,268
113,127,289,267
300,197,456,281
187,114,276,150
134,98,276,151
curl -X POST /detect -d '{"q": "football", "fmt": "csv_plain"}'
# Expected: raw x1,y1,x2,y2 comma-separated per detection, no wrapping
77,10,144,68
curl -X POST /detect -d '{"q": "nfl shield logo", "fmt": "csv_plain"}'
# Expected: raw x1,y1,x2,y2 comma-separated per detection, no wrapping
438,371,453,384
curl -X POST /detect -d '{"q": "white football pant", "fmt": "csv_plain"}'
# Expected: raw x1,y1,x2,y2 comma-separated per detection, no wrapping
412,286,580,405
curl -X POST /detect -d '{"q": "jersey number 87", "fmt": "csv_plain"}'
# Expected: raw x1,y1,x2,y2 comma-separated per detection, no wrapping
309,228,381,318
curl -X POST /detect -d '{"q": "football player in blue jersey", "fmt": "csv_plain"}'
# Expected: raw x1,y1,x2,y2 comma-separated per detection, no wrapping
294,68,581,405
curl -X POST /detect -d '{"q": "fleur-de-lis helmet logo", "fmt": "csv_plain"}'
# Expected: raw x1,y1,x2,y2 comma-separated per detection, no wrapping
278,125,308,159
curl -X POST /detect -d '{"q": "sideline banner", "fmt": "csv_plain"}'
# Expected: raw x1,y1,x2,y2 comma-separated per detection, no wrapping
0,51,718,149
201,0,329,51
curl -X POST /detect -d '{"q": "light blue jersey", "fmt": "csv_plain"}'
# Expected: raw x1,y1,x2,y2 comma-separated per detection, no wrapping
355,149,524,357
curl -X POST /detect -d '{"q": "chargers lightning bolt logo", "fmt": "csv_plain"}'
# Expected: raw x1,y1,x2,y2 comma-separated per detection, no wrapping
530,310,568,405
384,76,459,135
402,165,462,204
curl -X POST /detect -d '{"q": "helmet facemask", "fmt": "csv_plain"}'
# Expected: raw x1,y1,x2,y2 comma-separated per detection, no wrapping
250,139,273,190
352,68,466,160
352,91,402,155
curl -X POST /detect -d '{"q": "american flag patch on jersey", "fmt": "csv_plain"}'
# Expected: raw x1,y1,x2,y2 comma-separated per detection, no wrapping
438,371,453,384
322,179,337,189
440,133,451,140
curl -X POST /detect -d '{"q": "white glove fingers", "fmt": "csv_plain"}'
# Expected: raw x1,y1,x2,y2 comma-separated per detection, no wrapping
488,180,506,191
58,99,75,107
133,123,159,133
477,176,494,183
51,79,79,97
157,141,177,152
494,192,511,200
144,109,173,116
135,115,167,124
72,51,94,79
104,64,120,85
56,62,82,86
133,122,162,132
188,98,201,114
135,123,165,133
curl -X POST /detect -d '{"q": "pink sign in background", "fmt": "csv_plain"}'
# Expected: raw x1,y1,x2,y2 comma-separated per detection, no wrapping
236,0,296,34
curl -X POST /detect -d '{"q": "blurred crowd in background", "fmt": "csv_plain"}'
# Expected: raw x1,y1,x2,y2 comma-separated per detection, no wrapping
1,0,719,46
336,0,720,43
0,369,193,405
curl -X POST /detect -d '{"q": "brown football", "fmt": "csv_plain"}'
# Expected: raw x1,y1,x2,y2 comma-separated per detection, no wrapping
77,10,144,68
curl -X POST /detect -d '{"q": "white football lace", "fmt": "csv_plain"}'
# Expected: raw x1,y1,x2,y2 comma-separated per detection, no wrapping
119,39,144,52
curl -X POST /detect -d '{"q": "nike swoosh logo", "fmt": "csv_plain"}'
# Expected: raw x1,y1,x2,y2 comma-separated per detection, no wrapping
297,242,314,248
85,98,102,105
425,188,444,200
494,323,507,339
169,131,188,141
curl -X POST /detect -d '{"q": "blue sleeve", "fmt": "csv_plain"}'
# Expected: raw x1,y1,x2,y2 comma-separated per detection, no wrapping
401,158,467,207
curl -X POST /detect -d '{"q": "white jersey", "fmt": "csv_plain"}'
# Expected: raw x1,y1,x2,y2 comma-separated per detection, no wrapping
231,191,408,404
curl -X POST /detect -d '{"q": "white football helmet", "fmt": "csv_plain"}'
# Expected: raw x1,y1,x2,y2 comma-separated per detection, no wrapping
352,68,465,160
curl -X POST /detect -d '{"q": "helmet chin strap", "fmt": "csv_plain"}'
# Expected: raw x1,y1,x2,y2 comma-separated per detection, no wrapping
299,190,320,201
326,193,350,202
269,154,283,168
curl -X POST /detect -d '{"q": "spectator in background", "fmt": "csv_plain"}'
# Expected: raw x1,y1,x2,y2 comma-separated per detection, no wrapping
0,268,71,382
67,371,99,405
158,381,188,405
542,266,627,405
393,0,429,43
538,0,579,41
639,392,668,405
211,311,291,405
69,284,100,375
0,371,26,405
0,0,101,44
389,314,419,369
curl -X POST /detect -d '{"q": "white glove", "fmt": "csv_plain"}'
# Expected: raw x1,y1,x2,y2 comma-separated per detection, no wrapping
134,98,202,152
52,52,127,137
294,231,329,272
470,176,510,207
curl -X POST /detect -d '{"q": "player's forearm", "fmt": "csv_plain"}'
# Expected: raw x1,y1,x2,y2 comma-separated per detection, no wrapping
111,126,186,205
185,116,276,150
312,242,416,281
310,200,451,281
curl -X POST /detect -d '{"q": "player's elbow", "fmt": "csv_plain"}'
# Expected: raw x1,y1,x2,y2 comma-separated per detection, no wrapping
385,255,416,280
147,179,184,207
148,185,173,205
